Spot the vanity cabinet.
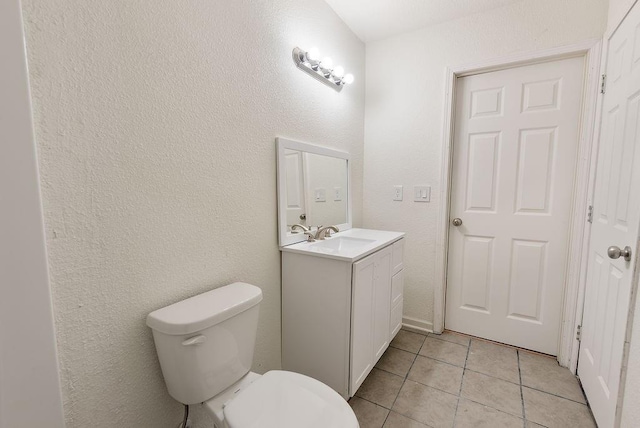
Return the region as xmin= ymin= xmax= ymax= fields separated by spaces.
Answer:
xmin=282 ymin=237 xmax=405 ymax=398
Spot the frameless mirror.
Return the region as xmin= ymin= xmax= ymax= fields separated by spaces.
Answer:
xmin=277 ymin=137 xmax=351 ymax=247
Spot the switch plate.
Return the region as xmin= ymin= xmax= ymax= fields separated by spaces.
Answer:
xmin=334 ymin=187 xmax=342 ymax=201
xmin=414 ymin=186 xmax=431 ymax=202
xmin=315 ymin=188 xmax=326 ymax=202
xmin=393 ymin=185 xmax=403 ymax=201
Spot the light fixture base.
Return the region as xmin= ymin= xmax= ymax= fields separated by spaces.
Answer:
xmin=292 ymin=47 xmax=344 ymax=92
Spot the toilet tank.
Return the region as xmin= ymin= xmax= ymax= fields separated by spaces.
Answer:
xmin=146 ymin=282 xmax=263 ymax=405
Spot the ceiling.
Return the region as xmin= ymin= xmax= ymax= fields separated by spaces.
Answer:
xmin=324 ymin=0 xmax=524 ymax=42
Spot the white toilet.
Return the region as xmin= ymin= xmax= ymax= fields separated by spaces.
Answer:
xmin=146 ymin=282 xmax=359 ymax=428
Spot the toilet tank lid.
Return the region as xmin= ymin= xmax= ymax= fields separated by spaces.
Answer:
xmin=146 ymin=282 xmax=263 ymax=335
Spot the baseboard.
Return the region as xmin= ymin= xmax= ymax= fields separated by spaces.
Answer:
xmin=402 ymin=317 xmax=434 ymax=334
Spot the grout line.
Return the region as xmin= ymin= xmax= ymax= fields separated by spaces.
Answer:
xmin=520 ymin=385 xmax=591 ymax=406
xmin=517 ymin=350 xmax=526 ymax=424
xmin=453 ymin=337 xmax=473 ymax=425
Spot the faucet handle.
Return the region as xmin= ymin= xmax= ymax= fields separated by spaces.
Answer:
xmin=304 ymin=231 xmax=316 ymax=242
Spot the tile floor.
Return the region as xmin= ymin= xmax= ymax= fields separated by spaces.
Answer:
xmin=349 ymin=329 xmax=596 ymax=428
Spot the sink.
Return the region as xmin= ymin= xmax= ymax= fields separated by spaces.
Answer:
xmin=310 ymin=236 xmax=376 ymax=253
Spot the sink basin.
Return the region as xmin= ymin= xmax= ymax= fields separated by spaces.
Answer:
xmin=310 ymin=237 xmax=376 ymax=253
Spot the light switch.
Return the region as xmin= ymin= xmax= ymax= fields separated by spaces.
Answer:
xmin=393 ymin=185 xmax=403 ymax=201
xmin=414 ymin=186 xmax=431 ymax=202
xmin=334 ymin=187 xmax=342 ymax=201
xmin=315 ymin=188 xmax=326 ymax=202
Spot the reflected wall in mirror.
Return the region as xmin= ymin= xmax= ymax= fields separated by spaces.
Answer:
xmin=277 ymin=138 xmax=351 ymax=247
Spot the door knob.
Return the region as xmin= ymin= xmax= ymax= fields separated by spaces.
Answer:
xmin=452 ymin=218 xmax=463 ymax=227
xmin=300 ymin=213 xmax=306 ymax=220
xmin=607 ymin=245 xmax=632 ymax=262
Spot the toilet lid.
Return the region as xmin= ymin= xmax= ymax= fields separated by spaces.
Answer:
xmin=223 ymin=371 xmax=359 ymax=428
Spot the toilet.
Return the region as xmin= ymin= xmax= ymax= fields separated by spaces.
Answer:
xmin=146 ymin=282 xmax=359 ymax=428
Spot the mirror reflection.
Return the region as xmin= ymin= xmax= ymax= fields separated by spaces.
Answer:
xmin=283 ymin=149 xmax=348 ymax=233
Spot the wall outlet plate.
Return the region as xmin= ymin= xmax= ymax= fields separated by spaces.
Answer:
xmin=393 ymin=185 xmax=403 ymax=201
xmin=414 ymin=186 xmax=431 ymax=202
xmin=314 ymin=188 xmax=326 ymax=202
xmin=334 ymin=187 xmax=343 ymax=201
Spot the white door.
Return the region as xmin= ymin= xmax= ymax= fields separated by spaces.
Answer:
xmin=578 ymin=4 xmax=640 ymax=427
xmin=446 ymin=57 xmax=586 ymax=355
xmin=284 ymin=149 xmax=307 ymax=229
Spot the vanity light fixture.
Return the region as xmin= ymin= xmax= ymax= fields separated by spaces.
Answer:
xmin=292 ymin=47 xmax=354 ymax=92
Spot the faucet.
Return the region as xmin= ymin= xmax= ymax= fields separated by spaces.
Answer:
xmin=302 ymin=226 xmax=339 ymax=242
xmin=316 ymin=226 xmax=339 ymax=240
xmin=290 ymin=224 xmax=310 ymax=234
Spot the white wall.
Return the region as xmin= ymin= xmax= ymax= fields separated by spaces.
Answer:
xmin=363 ymin=0 xmax=609 ymax=330
xmin=0 ymin=1 xmax=65 ymax=427
xmin=305 ymin=153 xmax=349 ymax=227
xmin=608 ymin=0 xmax=637 ymax=29
xmin=19 ymin=0 xmax=365 ymax=426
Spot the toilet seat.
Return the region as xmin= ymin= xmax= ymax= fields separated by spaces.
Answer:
xmin=222 ymin=370 xmax=358 ymax=428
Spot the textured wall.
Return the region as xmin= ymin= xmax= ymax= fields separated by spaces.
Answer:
xmin=607 ymin=0 xmax=636 ymax=29
xmin=363 ymin=0 xmax=609 ymax=329
xmin=20 ymin=1 xmax=364 ymax=427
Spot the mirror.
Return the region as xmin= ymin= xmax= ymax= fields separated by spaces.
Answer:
xmin=277 ymin=137 xmax=351 ymax=247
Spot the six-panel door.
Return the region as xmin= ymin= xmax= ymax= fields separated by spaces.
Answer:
xmin=578 ymin=3 xmax=640 ymax=426
xmin=446 ymin=56 xmax=586 ymax=354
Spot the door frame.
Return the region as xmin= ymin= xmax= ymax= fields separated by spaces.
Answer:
xmin=433 ymin=39 xmax=602 ymax=369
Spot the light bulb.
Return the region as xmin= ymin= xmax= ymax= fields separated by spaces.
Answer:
xmin=320 ymin=57 xmax=333 ymax=70
xmin=332 ymin=66 xmax=345 ymax=78
xmin=342 ymin=73 xmax=354 ymax=85
xmin=306 ymin=47 xmax=320 ymax=62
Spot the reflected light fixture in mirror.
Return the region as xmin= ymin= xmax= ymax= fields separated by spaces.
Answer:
xmin=292 ymin=47 xmax=354 ymax=92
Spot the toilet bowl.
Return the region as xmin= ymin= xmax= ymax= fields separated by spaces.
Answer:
xmin=146 ymin=282 xmax=358 ymax=428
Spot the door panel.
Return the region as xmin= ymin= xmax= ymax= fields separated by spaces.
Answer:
xmin=373 ymin=247 xmax=392 ymax=362
xmin=579 ymin=4 xmax=640 ymax=426
xmin=446 ymin=56 xmax=586 ymax=355
xmin=350 ymin=254 xmax=375 ymax=394
xmin=284 ymin=149 xmax=307 ymax=228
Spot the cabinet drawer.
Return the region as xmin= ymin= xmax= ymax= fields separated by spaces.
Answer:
xmin=392 ymin=239 xmax=404 ymax=275
xmin=391 ymin=270 xmax=403 ymax=306
xmin=390 ymin=299 xmax=403 ymax=338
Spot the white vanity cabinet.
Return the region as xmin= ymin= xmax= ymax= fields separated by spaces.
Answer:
xmin=281 ymin=234 xmax=405 ymax=398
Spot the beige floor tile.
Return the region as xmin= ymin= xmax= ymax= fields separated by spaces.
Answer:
xmin=454 ymin=398 xmax=524 ymax=428
xmin=465 ymin=339 xmax=520 ymax=383
xmin=349 ymin=397 xmax=389 ymax=428
xmin=383 ymin=412 xmax=430 ymax=428
xmin=431 ymin=331 xmax=471 ymax=347
xmin=392 ymin=380 xmax=458 ymax=427
xmin=407 ymin=355 xmax=464 ymax=395
xmin=460 ymin=370 xmax=523 ymax=417
xmin=419 ymin=337 xmax=468 ymax=367
xmin=525 ymin=421 xmax=546 ymax=427
xmin=518 ymin=351 xmax=586 ymax=404
xmin=391 ymin=330 xmax=427 ymax=354
xmin=376 ymin=347 xmax=416 ymax=377
xmin=356 ymin=368 xmax=405 ymax=409
xmin=523 ymin=387 xmax=596 ymax=428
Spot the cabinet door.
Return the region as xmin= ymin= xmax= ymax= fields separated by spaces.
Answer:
xmin=390 ymin=270 xmax=404 ymax=338
xmin=350 ymin=253 xmax=375 ymax=395
xmin=392 ymin=239 xmax=404 ymax=275
xmin=373 ymin=246 xmax=393 ymax=362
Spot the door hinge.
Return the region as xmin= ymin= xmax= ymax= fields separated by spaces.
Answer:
xmin=600 ymin=74 xmax=607 ymax=94
xmin=587 ymin=205 xmax=593 ymax=223
xmin=576 ymin=325 xmax=582 ymax=341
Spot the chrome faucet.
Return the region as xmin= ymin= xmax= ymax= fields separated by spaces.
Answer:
xmin=291 ymin=224 xmax=310 ymax=234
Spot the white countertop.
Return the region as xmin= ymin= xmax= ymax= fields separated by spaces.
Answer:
xmin=280 ymin=228 xmax=405 ymax=262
